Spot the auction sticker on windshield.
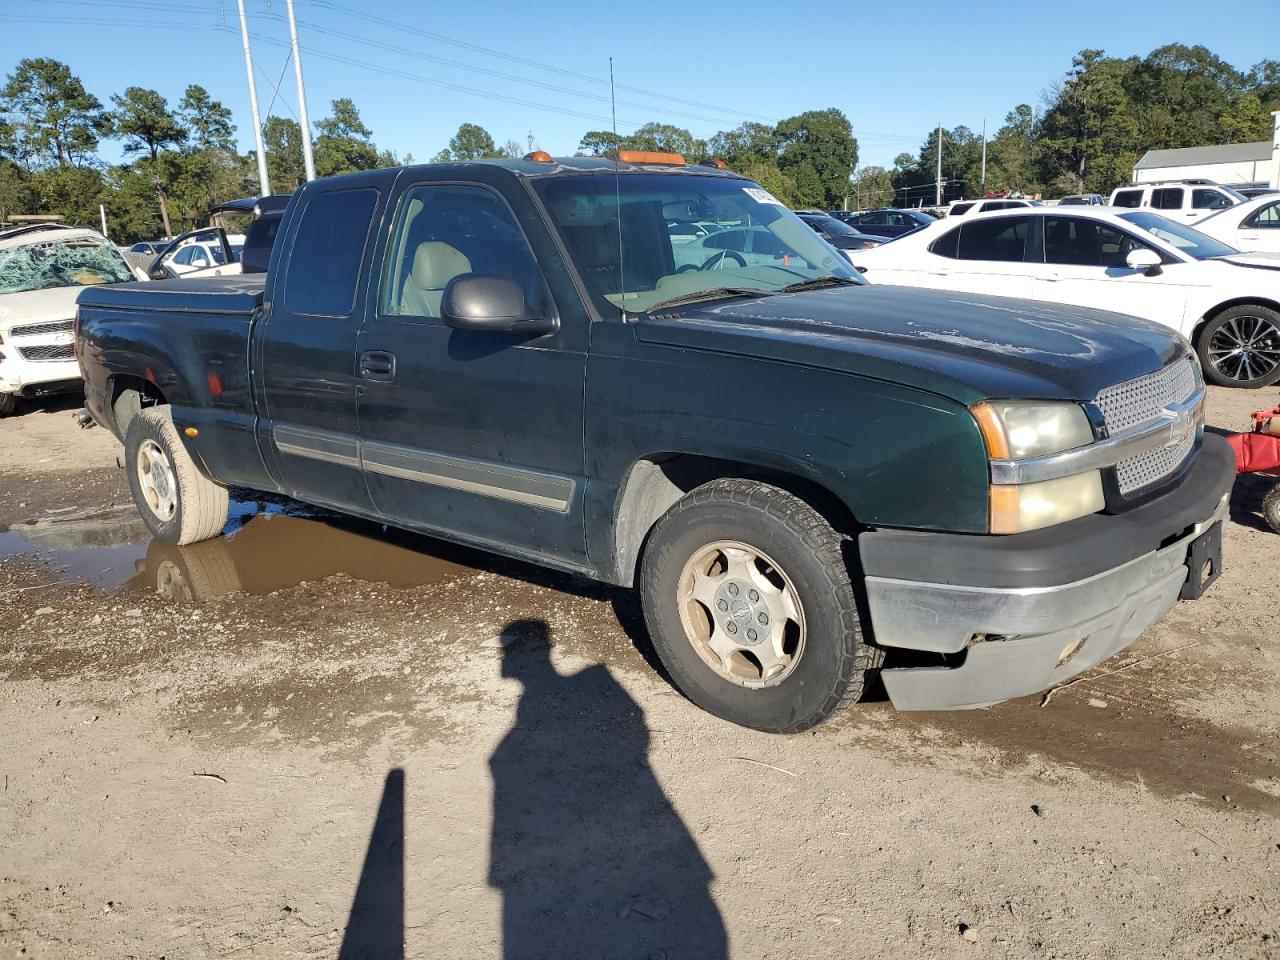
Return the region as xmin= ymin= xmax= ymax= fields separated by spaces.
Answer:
xmin=743 ymin=187 xmax=783 ymax=206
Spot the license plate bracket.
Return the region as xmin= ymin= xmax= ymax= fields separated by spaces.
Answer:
xmin=1180 ymin=521 xmax=1222 ymax=600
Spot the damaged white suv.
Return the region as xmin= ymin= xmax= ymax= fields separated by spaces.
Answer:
xmin=0 ymin=224 xmax=140 ymax=416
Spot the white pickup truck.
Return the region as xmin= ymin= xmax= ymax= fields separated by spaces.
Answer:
xmin=0 ymin=224 xmax=140 ymax=416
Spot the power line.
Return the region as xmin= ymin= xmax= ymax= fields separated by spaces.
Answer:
xmin=302 ymin=0 xmax=779 ymax=125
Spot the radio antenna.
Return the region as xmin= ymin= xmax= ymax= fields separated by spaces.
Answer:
xmin=610 ymin=57 xmax=626 ymax=320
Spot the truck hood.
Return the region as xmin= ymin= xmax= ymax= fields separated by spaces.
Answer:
xmin=633 ymin=285 xmax=1187 ymax=405
xmin=0 ymin=285 xmax=83 ymax=333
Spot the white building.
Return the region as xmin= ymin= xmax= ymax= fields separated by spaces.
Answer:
xmin=1132 ymin=112 xmax=1280 ymax=190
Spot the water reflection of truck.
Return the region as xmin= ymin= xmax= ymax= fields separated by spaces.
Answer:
xmin=136 ymin=513 xmax=476 ymax=602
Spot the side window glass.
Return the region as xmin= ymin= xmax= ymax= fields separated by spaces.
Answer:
xmin=928 ymin=226 xmax=961 ymax=259
xmin=1152 ymin=188 xmax=1184 ymax=210
xmin=285 ymin=188 xmax=379 ymax=317
xmin=1113 ymin=190 xmax=1143 ymax=208
xmin=382 ymin=183 xmax=543 ymax=320
xmin=1192 ymin=188 xmax=1231 ymax=210
xmin=956 ymin=216 xmax=1029 ymax=261
xmin=1244 ymin=202 xmax=1280 ymax=229
xmin=1044 ymin=218 xmax=1146 ymax=268
xmin=949 ymin=202 xmax=974 ymax=216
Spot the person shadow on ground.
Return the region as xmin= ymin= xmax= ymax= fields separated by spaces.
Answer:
xmin=489 ymin=619 xmax=728 ymax=960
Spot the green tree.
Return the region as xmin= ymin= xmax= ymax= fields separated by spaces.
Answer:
xmin=1037 ymin=50 xmax=1139 ymax=194
xmin=180 ymin=84 xmax=235 ymax=151
xmin=111 ymin=87 xmax=186 ymax=162
xmin=708 ymin=122 xmax=778 ymax=169
xmin=433 ymin=122 xmax=504 ymax=161
xmin=623 ymin=122 xmax=705 ymax=158
xmin=775 ymin=108 xmax=858 ymax=208
xmin=738 ymin=161 xmax=798 ymax=207
xmin=576 ymin=130 xmax=620 ymax=156
xmin=848 ymin=166 xmax=894 ymax=210
xmin=314 ymin=98 xmax=379 ymax=176
xmin=260 ymin=116 xmax=305 ymax=192
xmin=2 ymin=58 xmax=109 ymax=168
xmin=28 ymin=165 xmax=105 ymax=226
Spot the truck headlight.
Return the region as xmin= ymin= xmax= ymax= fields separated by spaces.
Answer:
xmin=971 ymin=400 xmax=1103 ymax=534
xmin=970 ymin=400 xmax=1094 ymax=459
xmin=988 ymin=472 xmax=1105 ymax=534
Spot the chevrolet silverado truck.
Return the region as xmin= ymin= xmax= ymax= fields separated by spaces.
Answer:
xmin=74 ymin=153 xmax=1235 ymax=732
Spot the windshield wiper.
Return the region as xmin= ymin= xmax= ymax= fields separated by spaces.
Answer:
xmin=647 ymin=287 xmax=773 ymax=313
xmin=779 ymin=275 xmax=859 ymax=293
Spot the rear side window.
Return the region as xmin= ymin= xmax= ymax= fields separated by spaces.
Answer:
xmin=1151 ymin=188 xmax=1184 ymax=210
xmin=929 ymin=226 xmax=961 ymax=258
xmin=957 ymin=216 xmax=1029 ymax=261
xmin=949 ymin=202 xmax=975 ymax=216
xmin=284 ymin=188 xmax=378 ymax=316
xmin=1192 ymin=188 xmax=1232 ymax=210
xmin=1112 ymin=190 xmax=1143 ymax=208
xmin=1244 ymin=201 xmax=1280 ymax=229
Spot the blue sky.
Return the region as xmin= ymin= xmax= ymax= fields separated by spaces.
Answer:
xmin=8 ymin=0 xmax=1279 ymax=171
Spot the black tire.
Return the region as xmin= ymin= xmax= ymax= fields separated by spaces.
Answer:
xmin=1263 ymin=483 xmax=1280 ymax=535
xmin=124 ymin=406 xmax=229 ymax=545
xmin=0 ymin=392 xmax=17 ymax=418
xmin=1196 ymin=305 xmax=1280 ymax=388
xmin=639 ymin=478 xmax=883 ymax=733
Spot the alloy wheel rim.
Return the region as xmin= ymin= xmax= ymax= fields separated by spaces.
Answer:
xmin=137 ymin=439 xmax=178 ymax=522
xmin=676 ymin=539 xmax=806 ymax=688
xmin=1207 ymin=314 xmax=1280 ymax=383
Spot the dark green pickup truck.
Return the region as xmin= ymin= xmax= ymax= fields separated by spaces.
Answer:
xmin=75 ymin=154 xmax=1234 ymax=732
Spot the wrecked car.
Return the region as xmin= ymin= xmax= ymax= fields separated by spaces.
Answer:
xmin=75 ymin=153 xmax=1235 ymax=732
xmin=0 ymin=224 xmax=140 ymax=416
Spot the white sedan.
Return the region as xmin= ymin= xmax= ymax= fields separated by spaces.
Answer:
xmin=852 ymin=206 xmax=1280 ymax=387
xmin=1194 ymin=193 xmax=1280 ymax=254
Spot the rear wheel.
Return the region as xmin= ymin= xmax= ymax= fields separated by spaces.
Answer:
xmin=125 ymin=407 xmax=229 ymax=545
xmin=1196 ymin=305 xmax=1280 ymax=388
xmin=639 ymin=478 xmax=882 ymax=733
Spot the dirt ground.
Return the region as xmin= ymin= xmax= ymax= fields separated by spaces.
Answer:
xmin=1 ymin=387 xmax=1278 ymax=960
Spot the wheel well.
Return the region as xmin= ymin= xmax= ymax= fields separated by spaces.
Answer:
xmin=610 ymin=453 xmax=857 ymax=587
xmin=109 ymin=375 xmax=166 ymax=436
xmin=1191 ymin=297 xmax=1280 ymax=347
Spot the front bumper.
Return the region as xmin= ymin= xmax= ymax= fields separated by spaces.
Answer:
xmin=0 ymin=352 xmax=81 ymax=395
xmin=859 ymin=434 xmax=1236 ymax=710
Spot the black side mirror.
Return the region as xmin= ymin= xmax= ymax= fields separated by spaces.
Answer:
xmin=441 ymin=274 xmax=557 ymax=336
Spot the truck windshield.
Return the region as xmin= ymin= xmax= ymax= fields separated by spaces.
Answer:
xmin=0 ymin=233 xmax=134 ymax=294
xmin=532 ymin=173 xmax=862 ymax=316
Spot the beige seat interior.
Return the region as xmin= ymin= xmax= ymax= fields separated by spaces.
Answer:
xmin=399 ymin=241 xmax=473 ymax=318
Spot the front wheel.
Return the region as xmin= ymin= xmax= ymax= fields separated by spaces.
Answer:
xmin=0 ymin=392 xmax=16 ymax=418
xmin=639 ymin=478 xmax=882 ymax=733
xmin=125 ymin=407 xmax=229 ymax=545
xmin=1263 ymin=483 xmax=1280 ymax=534
xmin=1196 ymin=305 xmax=1280 ymax=388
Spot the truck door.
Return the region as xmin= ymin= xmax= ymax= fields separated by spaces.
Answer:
xmin=354 ymin=176 xmax=589 ymax=566
xmin=254 ymin=185 xmax=382 ymax=513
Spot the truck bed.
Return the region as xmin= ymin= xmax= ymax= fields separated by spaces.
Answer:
xmin=76 ymin=275 xmax=266 ymax=315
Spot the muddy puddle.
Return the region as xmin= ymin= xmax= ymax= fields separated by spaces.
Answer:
xmin=0 ymin=498 xmax=486 ymax=602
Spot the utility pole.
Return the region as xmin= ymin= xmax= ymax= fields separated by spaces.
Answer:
xmin=236 ymin=0 xmax=271 ymax=196
xmin=977 ymin=117 xmax=988 ymax=194
xmin=934 ymin=123 xmax=943 ymax=207
xmin=285 ymin=0 xmax=316 ymax=182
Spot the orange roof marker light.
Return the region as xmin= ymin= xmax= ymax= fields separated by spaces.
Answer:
xmin=701 ymin=158 xmax=728 ymax=169
xmin=611 ymin=150 xmax=685 ymax=166
xmin=524 ymin=150 xmax=553 ymax=163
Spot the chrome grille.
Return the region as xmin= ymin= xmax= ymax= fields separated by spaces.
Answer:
xmin=1095 ymin=358 xmax=1200 ymax=495
xmin=8 ymin=319 xmax=73 ymax=338
xmin=15 ymin=343 xmax=75 ymax=362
